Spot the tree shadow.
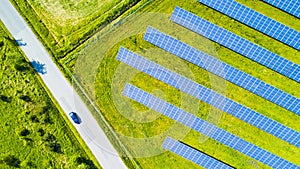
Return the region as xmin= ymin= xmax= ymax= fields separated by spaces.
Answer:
xmin=1 ymin=155 xmax=21 ymax=168
xmin=30 ymin=60 xmax=47 ymax=74
xmin=0 ymin=95 xmax=12 ymax=103
xmin=75 ymin=157 xmax=97 ymax=169
xmin=19 ymin=95 xmax=32 ymax=102
xmin=3 ymin=36 xmax=19 ymax=47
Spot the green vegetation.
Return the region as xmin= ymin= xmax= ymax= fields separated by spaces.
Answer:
xmin=65 ymin=0 xmax=300 ymax=168
xmin=0 ymin=22 xmax=100 ymax=169
xmin=10 ymin=0 xmax=300 ymax=168
xmin=10 ymin=0 xmax=142 ymax=58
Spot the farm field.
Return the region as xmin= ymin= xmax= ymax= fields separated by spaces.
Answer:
xmin=10 ymin=0 xmax=142 ymax=58
xmin=0 ymin=22 xmax=100 ymax=169
xmin=66 ymin=0 xmax=300 ymax=168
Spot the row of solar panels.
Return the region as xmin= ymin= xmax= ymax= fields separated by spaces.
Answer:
xmin=162 ymin=137 xmax=234 ymax=169
xmin=116 ymin=0 xmax=300 ymax=167
xmin=198 ymin=0 xmax=300 ymax=50
xmin=122 ymin=83 xmax=298 ymax=169
xmin=118 ymin=47 xmax=300 ymax=168
xmin=171 ymin=7 xmax=300 ymax=83
xmin=118 ymin=46 xmax=300 ymax=147
xmin=144 ymin=26 xmax=300 ymax=116
xmin=262 ymin=0 xmax=300 ymax=19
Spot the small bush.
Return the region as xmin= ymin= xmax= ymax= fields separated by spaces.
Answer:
xmin=37 ymin=128 xmax=45 ymax=136
xmin=30 ymin=115 xmax=39 ymax=123
xmin=19 ymin=128 xmax=30 ymax=136
xmin=47 ymin=142 xmax=62 ymax=153
xmin=44 ymin=133 xmax=56 ymax=142
xmin=19 ymin=95 xmax=31 ymax=102
xmin=0 ymin=95 xmax=12 ymax=103
xmin=75 ymin=157 xmax=97 ymax=169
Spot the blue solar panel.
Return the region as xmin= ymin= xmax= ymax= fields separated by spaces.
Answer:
xmin=162 ymin=137 xmax=234 ymax=169
xmin=263 ymin=0 xmax=300 ymax=18
xmin=170 ymin=7 xmax=300 ymax=83
xmin=197 ymin=0 xmax=300 ymax=50
xmin=143 ymin=27 xmax=300 ymax=116
xmin=117 ymin=47 xmax=300 ymax=147
xmin=122 ymin=83 xmax=299 ymax=169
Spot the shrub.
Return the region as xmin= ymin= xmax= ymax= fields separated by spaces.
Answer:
xmin=0 ymin=95 xmax=12 ymax=103
xmin=2 ymin=155 xmax=21 ymax=168
xmin=37 ymin=128 xmax=45 ymax=136
xmin=19 ymin=128 xmax=30 ymax=136
xmin=19 ymin=95 xmax=31 ymax=102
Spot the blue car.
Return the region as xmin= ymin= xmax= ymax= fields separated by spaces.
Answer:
xmin=69 ymin=112 xmax=81 ymax=124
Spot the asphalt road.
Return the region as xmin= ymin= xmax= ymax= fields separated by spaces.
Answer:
xmin=0 ymin=1 xmax=127 ymax=168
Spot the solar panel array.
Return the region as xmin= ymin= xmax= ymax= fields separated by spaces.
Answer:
xmin=143 ymin=27 xmax=300 ymax=116
xmin=197 ymin=0 xmax=300 ymax=50
xmin=263 ymin=0 xmax=300 ymax=18
xmin=122 ymin=83 xmax=299 ymax=169
xmin=171 ymin=6 xmax=300 ymax=83
xmin=117 ymin=47 xmax=300 ymax=147
xmin=162 ymin=137 xmax=234 ymax=169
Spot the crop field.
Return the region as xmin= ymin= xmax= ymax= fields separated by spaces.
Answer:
xmin=64 ymin=0 xmax=300 ymax=168
xmin=0 ymin=22 xmax=100 ymax=169
xmin=10 ymin=0 xmax=142 ymax=57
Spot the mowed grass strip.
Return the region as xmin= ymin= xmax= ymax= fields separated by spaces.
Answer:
xmin=0 ymin=22 xmax=100 ymax=169
xmin=69 ymin=0 xmax=300 ymax=168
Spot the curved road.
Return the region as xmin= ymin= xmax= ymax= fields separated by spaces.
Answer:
xmin=0 ymin=1 xmax=127 ymax=169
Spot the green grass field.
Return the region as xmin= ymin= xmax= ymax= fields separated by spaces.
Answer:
xmin=65 ymin=0 xmax=300 ymax=168
xmin=0 ymin=22 xmax=100 ymax=169
xmin=10 ymin=0 xmax=142 ymax=57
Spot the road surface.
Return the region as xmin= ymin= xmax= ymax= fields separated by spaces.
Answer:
xmin=0 ymin=1 xmax=127 ymax=169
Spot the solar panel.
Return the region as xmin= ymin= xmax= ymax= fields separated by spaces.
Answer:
xmin=143 ymin=27 xmax=300 ymax=116
xmin=197 ymin=0 xmax=300 ymax=50
xmin=117 ymin=47 xmax=300 ymax=147
xmin=122 ymin=83 xmax=299 ymax=169
xmin=171 ymin=6 xmax=300 ymax=83
xmin=162 ymin=137 xmax=234 ymax=169
xmin=262 ymin=0 xmax=300 ymax=18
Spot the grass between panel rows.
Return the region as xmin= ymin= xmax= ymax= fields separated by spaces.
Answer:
xmin=65 ymin=0 xmax=300 ymax=168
